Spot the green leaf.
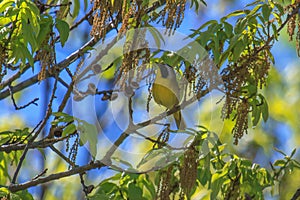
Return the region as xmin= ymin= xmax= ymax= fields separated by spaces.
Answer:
xmin=89 ymin=193 xmax=110 ymax=200
xmin=19 ymin=2 xmax=40 ymax=32
xmin=198 ymin=158 xmax=211 ymax=186
xmin=259 ymin=94 xmax=269 ymax=122
xmin=0 ymin=17 xmax=12 ymax=26
xmin=243 ymin=83 xmax=257 ymax=96
xmin=0 ymin=187 xmax=9 ymax=196
xmin=52 ymin=112 xmax=74 ymax=123
xmin=12 ymin=41 xmax=34 ymax=66
xmin=248 ymin=4 xmax=263 ymax=17
xmin=148 ymin=25 xmax=164 ymax=49
xmin=221 ymin=10 xmax=246 ymax=22
xmin=57 ymin=0 xmax=70 ymax=19
xmin=73 ymin=0 xmax=80 ymax=18
xmin=99 ymin=182 xmax=117 ymax=193
xmin=0 ymin=0 xmax=14 ymax=13
xmin=210 ymin=172 xmax=224 ymax=199
xmin=24 ymin=0 xmax=40 ymax=16
xmin=223 ymin=22 xmax=233 ymax=38
xmin=234 ymin=18 xmax=247 ymax=34
xmin=137 ymin=147 xmax=181 ymax=169
xmin=55 ymin=19 xmax=70 ymax=47
xmin=78 ymin=120 xmax=98 ymax=158
xmin=190 ymin=0 xmax=199 ymax=12
xmin=245 ymin=0 xmax=263 ymax=7
xmin=142 ymin=175 xmax=156 ymax=199
xmin=274 ymin=2 xmax=284 ymax=15
xmin=272 ymin=11 xmax=282 ymax=25
xmin=251 ymin=99 xmax=261 ymax=127
xmin=111 ymin=157 xmax=133 ymax=169
xmin=232 ymin=40 xmax=245 ymax=62
xmin=290 ymin=148 xmax=297 ymax=158
xmin=273 ymin=159 xmax=286 ymax=167
xmin=197 ymin=20 xmax=218 ymax=31
xmin=262 ymin=4 xmax=271 ymax=21
xmin=16 ymin=190 xmax=34 ymax=200
xmin=0 ymin=188 xmax=33 ymax=200
xmin=128 ymin=183 xmax=143 ymax=200
xmin=53 ymin=112 xmax=70 ymax=117
xmin=22 ymin=19 xmax=38 ymax=51
xmin=0 ymin=152 xmax=10 ymax=184
xmin=274 ymin=147 xmax=287 ymax=156
xmin=37 ymin=16 xmax=53 ymax=46
xmin=89 ymin=182 xmax=118 ymax=200
xmin=62 ymin=124 xmax=76 ymax=136
xmin=219 ymin=49 xmax=230 ymax=66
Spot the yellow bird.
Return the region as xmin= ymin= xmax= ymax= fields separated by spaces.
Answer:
xmin=152 ymin=63 xmax=185 ymax=129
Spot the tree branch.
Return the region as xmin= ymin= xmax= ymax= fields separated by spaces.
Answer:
xmin=0 ymin=1 xmax=166 ymax=101
xmin=8 ymin=160 xmax=105 ymax=193
xmin=11 ymin=75 xmax=58 ymax=183
xmin=0 ymin=135 xmax=73 ymax=152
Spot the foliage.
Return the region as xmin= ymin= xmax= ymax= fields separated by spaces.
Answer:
xmin=88 ymin=129 xmax=300 ymax=200
xmin=0 ymin=0 xmax=300 ymax=199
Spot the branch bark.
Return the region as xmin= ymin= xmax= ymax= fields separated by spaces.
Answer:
xmin=8 ymin=160 xmax=105 ymax=192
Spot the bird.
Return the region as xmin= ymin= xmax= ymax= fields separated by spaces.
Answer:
xmin=152 ymin=63 xmax=185 ymax=129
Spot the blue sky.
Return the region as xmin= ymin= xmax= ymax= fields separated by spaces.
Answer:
xmin=1 ymin=0 xmax=299 ymax=198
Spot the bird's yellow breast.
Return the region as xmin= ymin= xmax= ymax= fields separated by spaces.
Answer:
xmin=152 ymin=83 xmax=179 ymax=109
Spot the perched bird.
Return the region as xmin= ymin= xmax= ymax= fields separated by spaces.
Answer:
xmin=152 ymin=63 xmax=185 ymax=129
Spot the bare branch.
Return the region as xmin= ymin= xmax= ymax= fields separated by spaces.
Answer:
xmin=9 ymin=85 xmax=39 ymax=110
xmin=32 ymin=169 xmax=48 ymax=180
xmin=70 ymin=9 xmax=93 ymax=31
xmin=11 ymin=75 xmax=59 ymax=183
xmin=0 ymin=133 xmax=77 ymax=152
xmin=8 ymin=161 xmax=105 ymax=193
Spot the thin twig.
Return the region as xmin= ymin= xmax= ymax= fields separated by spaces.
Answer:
xmin=49 ymin=145 xmax=76 ymax=168
xmin=11 ymin=75 xmax=58 ymax=183
xmin=32 ymin=169 xmax=48 ymax=180
xmin=0 ymin=64 xmax=31 ymax=89
xmin=8 ymin=85 xmax=39 ymax=110
xmin=9 ymin=160 xmax=105 ymax=192
xmin=0 ymin=2 xmax=165 ymax=101
xmin=57 ymin=77 xmax=70 ymax=89
xmin=0 ymin=132 xmax=77 ymax=152
xmin=70 ymin=9 xmax=93 ymax=31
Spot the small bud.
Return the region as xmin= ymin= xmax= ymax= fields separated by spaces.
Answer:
xmin=53 ymin=127 xmax=63 ymax=137
xmin=101 ymin=94 xmax=110 ymax=101
xmin=91 ymin=64 xmax=102 ymax=74
xmin=88 ymin=16 xmax=94 ymax=25
xmin=85 ymin=185 xmax=94 ymax=194
xmin=110 ymin=93 xmax=118 ymax=101
xmin=124 ymin=86 xmax=134 ymax=97
xmin=131 ymin=81 xmax=139 ymax=89
xmin=87 ymin=83 xmax=97 ymax=94
xmin=73 ymin=94 xmax=85 ymax=101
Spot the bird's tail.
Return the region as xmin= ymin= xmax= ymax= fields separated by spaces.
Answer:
xmin=174 ymin=111 xmax=186 ymax=130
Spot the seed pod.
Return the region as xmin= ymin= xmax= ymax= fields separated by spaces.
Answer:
xmin=110 ymin=93 xmax=118 ymax=101
xmin=87 ymin=83 xmax=97 ymax=94
xmin=124 ymin=86 xmax=134 ymax=97
xmin=101 ymin=94 xmax=110 ymax=101
xmin=91 ymin=64 xmax=102 ymax=74
xmin=53 ymin=127 xmax=63 ymax=138
xmin=73 ymin=94 xmax=85 ymax=101
xmin=85 ymin=185 xmax=94 ymax=194
xmin=131 ymin=81 xmax=139 ymax=89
